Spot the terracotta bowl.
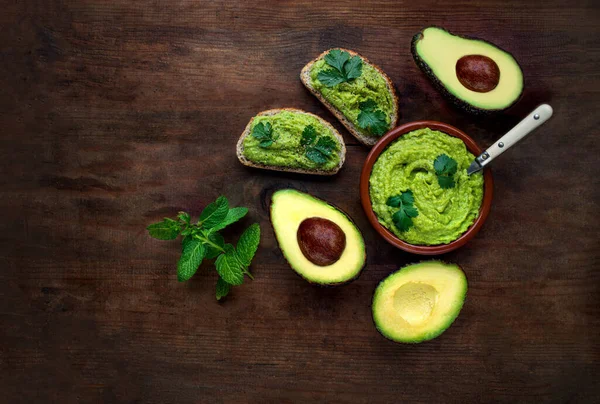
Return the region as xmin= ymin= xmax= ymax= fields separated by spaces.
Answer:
xmin=359 ymin=121 xmax=494 ymax=255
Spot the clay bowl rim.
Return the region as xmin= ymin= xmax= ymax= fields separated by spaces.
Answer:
xmin=359 ymin=120 xmax=494 ymax=255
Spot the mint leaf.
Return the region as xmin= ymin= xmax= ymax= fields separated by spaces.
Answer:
xmin=205 ymin=232 xmax=225 ymax=259
xmin=177 ymin=238 xmax=205 ymax=282
xmin=434 ymin=154 xmax=458 ymax=189
xmin=236 ymin=223 xmax=260 ymax=267
xmin=301 ymin=125 xmax=317 ymax=146
xmin=215 ymin=244 xmax=244 ymax=285
xmin=324 ymin=49 xmax=350 ymax=72
xmin=392 ymin=209 xmax=414 ymax=232
xmin=199 ymin=196 xmax=229 ymax=229
xmin=216 ymin=277 xmax=231 ymax=301
xmin=344 ymin=56 xmax=363 ymax=80
xmin=358 ymin=99 xmax=388 ymax=136
xmin=317 ymin=69 xmax=346 ymax=87
xmin=147 ymin=220 xmax=180 ymax=240
xmin=177 ymin=211 xmax=191 ymax=224
xmin=211 ymin=207 xmax=248 ymax=232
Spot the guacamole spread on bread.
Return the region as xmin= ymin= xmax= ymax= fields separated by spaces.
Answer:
xmin=369 ymin=128 xmax=484 ymax=245
xmin=310 ymin=59 xmax=394 ymax=138
xmin=243 ymin=111 xmax=341 ymax=171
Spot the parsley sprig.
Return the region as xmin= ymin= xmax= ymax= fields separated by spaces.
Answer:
xmin=252 ymin=122 xmax=278 ymax=148
xmin=317 ymin=49 xmax=363 ymax=87
xmin=357 ymin=99 xmax=389 ymax=136
xmin=386 ymin=190 xmax=419 ymax=232
xmin=300 ymin=124 xmax=337 ymax=164
xmin=434 ymin=154 xmax=458 ymax=189
xmin=147 ymin=196 xmax=260 ymax=301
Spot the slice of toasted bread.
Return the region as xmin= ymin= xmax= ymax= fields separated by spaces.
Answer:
xmin=236 ymin=108 xmax=346 ymax=175
xmin=300 ymin=48 xmax=399 ymax=147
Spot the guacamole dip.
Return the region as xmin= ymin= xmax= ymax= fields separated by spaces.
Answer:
xmin=243 ymin=111 xmax=341 ymax=171
xmin=310 ymin=60 xmax=394 ymax=138
xmin=369 ymin=128 xmax=484 ymax=245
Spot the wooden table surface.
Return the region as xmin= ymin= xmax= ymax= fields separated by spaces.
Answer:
xmin=1 ymin=1 xmax=599 ymax=403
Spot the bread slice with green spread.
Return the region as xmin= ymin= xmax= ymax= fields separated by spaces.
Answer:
xmin=301 ymin=49 xmax=399 ymax=147
xmin=236 ymin=108 xmax=346 ymax=175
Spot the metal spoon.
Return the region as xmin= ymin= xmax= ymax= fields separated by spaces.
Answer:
xmin=467 ymin=104 xmax=553 ymax=175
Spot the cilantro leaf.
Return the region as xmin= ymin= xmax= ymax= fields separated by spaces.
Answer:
xmin=199 ymin=196 xmax=229 ymax=229
xmin=305 ymin=148 xmax=329 ymax=164
xmin=215 ymin=244 xmax=245 ymax=285
xmin=211 ymin=207 xmax=248 ymax=232
xmin=434 ymin=154 xmax=458 ymax=189
xmin=344 ymin=56 xmax=363 ymax=80
xmin=252 ymin=122 xmax=277 ymax=148
xmin=324 ymin=49 xmax=350 ymax=72
xmin=387 ymin=190 xmax=419 ymax=232
xmin=317 ymin=69 xmax=346 ymax=87
xmin=216 ymin=277 xmax=231 ymax=301
xmin=358 ymin=99 xmax=389 ymax=136
xmin=147 ymin=219 xmax=181 ymax=240
xmin=317 ymin=50 xmax=363 ymax=87
xmin=392 ymin=209 xmax=414 ymax=232
xmin=177 ymin=238 xmax=205 ymax=282
xmin=301 ymin=125 xmax=317 ymax=146
xmin=236 ymin=223 xmax=260 ymax=267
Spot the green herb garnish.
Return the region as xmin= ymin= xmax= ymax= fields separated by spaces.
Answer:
xmin=300 ymin=124 xmax=337 ymax=164
xmin=317 ymin=49 xmax=363 ymax=87
xmin=252 ymin=122 xmax=278 ymax=148
xmin=434 ymin=154 xmax=458 ymax=189
xmin=386 ymin=190 xmax=419 ymax=232
xmin=357 ymin=99 xmax=388 ymax=136
xmin=147 ymin=196 xmax=260 ymax=301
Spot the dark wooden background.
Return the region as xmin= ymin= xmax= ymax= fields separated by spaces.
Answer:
xmin=1 ymin=1 xmax=598 ymax=403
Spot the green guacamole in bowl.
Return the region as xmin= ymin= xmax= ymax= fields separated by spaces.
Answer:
xmin=369 ymin=128 xmax=484 ymax=245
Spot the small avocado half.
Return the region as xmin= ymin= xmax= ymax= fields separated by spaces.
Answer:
xmin=270 ymin=189 xmax=366 ymax=285
xmin=412 ymin=26 xmax=524 ymax=114
xmin=372 ymin=261 xmax=467 ymax=343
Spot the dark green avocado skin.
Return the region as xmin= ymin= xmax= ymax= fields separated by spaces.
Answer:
xmin=411 ymin=26 xmax=524 ymax=115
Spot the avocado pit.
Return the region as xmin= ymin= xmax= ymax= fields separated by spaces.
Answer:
xmin=297 ymin=217 xmax=346 ymax=266
xmin=456 ymin=54 xmax=500 ymax=93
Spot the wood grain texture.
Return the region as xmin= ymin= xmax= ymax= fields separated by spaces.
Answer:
xmin=1 ymin=0 xmax=599 ymax=403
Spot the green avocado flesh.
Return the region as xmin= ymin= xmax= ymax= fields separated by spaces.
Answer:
xmin=310 ymin=58 xmax=394 ymax=138
xmin=243 ymin=111 xmax=341 ymax=171
xmin=372 ymin=261 xmax=467 ymax=343
xmin=270 ymin=189 xmax=365 ymax=285
xmin=413 ymin=27 xmax=523 ymax=112
xmin=369 ymin=128 xmax=484 ymax=245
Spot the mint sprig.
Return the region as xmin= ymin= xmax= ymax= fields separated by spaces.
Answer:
xmin=434 ymin=154 xmax=458 ymax=189
xmin=146 ymin=196 xmax=260 ymax=301
xmin=387 ymin=190 xmax=419 ymax=232
xmin=317 ymin=49 xmax=363 ymax=87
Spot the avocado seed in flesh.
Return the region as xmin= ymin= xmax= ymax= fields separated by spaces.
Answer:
xmin=456 ymin=54 xmax=500 ymax=93
xmin=297 ymin=217 xmax=346 ymax=266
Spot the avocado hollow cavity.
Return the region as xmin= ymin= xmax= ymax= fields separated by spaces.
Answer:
xmin=297 ymin=217 xmax=346 ymax=266
xmin=393 ymin=282 xmax=439 ymax=326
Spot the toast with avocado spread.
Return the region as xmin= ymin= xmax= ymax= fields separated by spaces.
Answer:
xmin=236 ymin=108 xmax=346 ymax=175
xmin=301 ymin=49 xmax=398 ymax=146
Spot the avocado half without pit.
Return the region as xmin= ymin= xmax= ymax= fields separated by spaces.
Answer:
xmin=412 ymin=26 xmax=523 ymax=114
xmin=270 ymin=189 xmax=366 ymax=285
xmin=372 ymin=261 xmax=467 ymax=343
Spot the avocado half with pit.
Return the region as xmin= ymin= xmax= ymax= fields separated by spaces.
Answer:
xmin=372 ymin=261 xmax=467 ymax=343
xmin=412 ymin=26 xmax=524 ymax=114
xmin=270 ymin=189 xmax=366 ymax=285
